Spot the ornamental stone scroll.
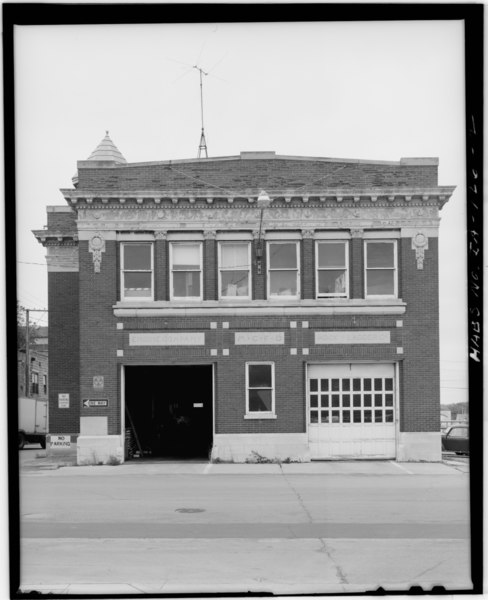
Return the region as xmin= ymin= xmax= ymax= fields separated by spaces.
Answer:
xmin=411 ymin=232 xmax=429 ymax=269
xmin=88 ymin=233 xmax=106 ymax=273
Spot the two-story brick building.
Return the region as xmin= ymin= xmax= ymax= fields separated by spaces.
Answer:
xmin=34 ymin=133 xmax=454 ymax=464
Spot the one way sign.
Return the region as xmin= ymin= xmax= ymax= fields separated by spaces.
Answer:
xmin=83 ymin=399 xmax=108 ymax=408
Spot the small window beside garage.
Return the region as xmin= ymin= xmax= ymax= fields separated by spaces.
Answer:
xmin=121 ymin=243 xmax=154 ymax=301
xmin=170 ymin=243 xmax=203 ymax=300
xmin=31 ymin=371 xmax=39 ymax=395
xmin=245 ymin=362 xmax=276 ymax=418
xmin=364 ymin=241 xmax=398 ymax=298
xmin=218 ymin=242 xmax=251 ymax=299
xmin=316 ymin=241 xmax=349 ymax=298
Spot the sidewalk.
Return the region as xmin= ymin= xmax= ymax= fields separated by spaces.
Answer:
xmin=21 ymin=454 xmax=467 ymax=476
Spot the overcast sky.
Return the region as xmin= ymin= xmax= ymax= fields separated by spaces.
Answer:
xmin=13 ymin=20 xmax=467 ymax=405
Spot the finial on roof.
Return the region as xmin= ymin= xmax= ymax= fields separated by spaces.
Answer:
xmin=87 ymin=132 xmax=127 ymax=164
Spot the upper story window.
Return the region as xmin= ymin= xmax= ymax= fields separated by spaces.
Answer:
xmin=170 ymin=242 xmax=202 ymax=300
xmin=121 ymin=243 xmax=153 ymax=301
xmin=365 ymin=241 xmax=398 ymax=298
xmin=42 ymin=374 xmax=47 ymax=395
xmin=316 ymin=241 xmax=349 ymax=298
xmin=267 ymin=241 xmax=300 ymax=299
xmin=218 ymin=242 xmax=251 ymax=299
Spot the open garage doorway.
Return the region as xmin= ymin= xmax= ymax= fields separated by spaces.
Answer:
xmin=124 ymin=365 xmax=213 ymax=460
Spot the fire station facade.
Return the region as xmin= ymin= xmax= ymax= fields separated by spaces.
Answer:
xmin=34 ymin=135 xmax=454 ymax=464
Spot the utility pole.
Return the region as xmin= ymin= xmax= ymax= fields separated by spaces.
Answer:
xmin=24 ymin=309 xmax=30 ymax=398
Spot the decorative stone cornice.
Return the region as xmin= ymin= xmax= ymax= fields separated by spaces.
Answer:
xmin=32 ymin=230 xmax=78 ymax=247
xmin=203 ymin=230 xmax=217 ymax=240
xmin=154 ymin=231 xmax=167 ymax=240
xmin=60 ymin=186 xmax=456 ymax=211
xmin=350 ymin=228 xmax=364 ymax=238
xmin=301 ymin=229 xmax=315 ymax=239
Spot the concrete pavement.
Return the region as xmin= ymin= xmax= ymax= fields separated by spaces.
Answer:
xmin=17 ymin=449 xmax=472 ymax=595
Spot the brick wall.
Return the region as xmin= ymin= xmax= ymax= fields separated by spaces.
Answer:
xmin=47 ymin=209 xmax=77 ymax=232
xmin=399 ymin=237 xmax=440 ymax=432
xmin=79 ymin=240 xmax=119 ymax=435
xmin=48 ymin=271 xmax=80 ymax=434
xmin=76 ymin=159 xmax=438 ymax=191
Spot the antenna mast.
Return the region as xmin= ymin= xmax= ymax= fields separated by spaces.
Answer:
xmin=194 ymin=65 xmax=208 ymax=158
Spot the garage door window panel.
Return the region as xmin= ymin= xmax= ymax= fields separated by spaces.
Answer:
xmin=365 ymin=241 xmax=398 ymax=298
xmin=121 ymin=243 xmax=154 ymax=301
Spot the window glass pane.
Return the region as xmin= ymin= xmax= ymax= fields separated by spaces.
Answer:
xmin=353 ymin=410 xmax=361 ymax=423
xmin=269 ymin=271 xmax=297 ymax=295
xmin=343 ymin=411 xmax=351 ymax=423
xmin=449 ymin=428 xmax=468 ymax=439
xmin=318 ymin=243 xmax=345 ymax=268
xmin=172 ymin=244 xmax=200 ymax=270
xmin=385 ymin=410 xmax=394 ymax=423
xmin=221 ymin=271 xmax=249 ymax=296
xmin=173 ymin=271 xmax=200 ymax=297
xmin=353 ymin=394 xmax=361 ymax=407
xmin=320 ymin=411 xmax=329 ymax=423
xmin=364 ymin=394 xmax=372 ymax=407
xmin=320 ymin=395 xmax=329 ymax=408
xmin=367 ymin=270 xmax=395 ymax=295
xmin=124 ymin=272 xmax=152 ymax=297
xmin=310 ymin=410 xmax=319 ymax=424
xmin=363 ymin=379 xmax=372 ymax=391
xmin=332 ymin=394 xmax=340 ymax=407
xmin=385 ymin=378 xmax=394 ymax=391
xmin=310 ymin=379 xmax=318 ymax=392
xmin=249 ymin=389 xmax=272 ymax=412
xmin=374 ymin=394 xmax=382 ymax=407
xmin=342 ymin=379 xmax=350 ymax=391
xmin=318 ymin=271 xmax=346 ymax=295
xmin=331 ymin=379 xmax=340 ymax=391
xmin=342 ymin=394 xmax=350 ymax=407
xmin=364 ymin=410 xmax=372 ymax=423
xmin=124 ymin=244 xmax=151 ymax=270
xmin=385 ymin=394 xmax=394 ymax=407
xmin=374 ymin=378 xmax=383 ymax=391
xmin=331 ymin=410 xmax=340 ymax=423
xmin=353 ymin=379 xmax=361 ymax=391
xmin=249 ymin=364 xmax=272 ymax=388
xmin=320 ymin=379 xmax=329 ymax=391
xmin=367 ymin=243 xmax=394 ymax=268
xmin=221 ymin=243 xmax=248 ymax=269
xmin=374 ymin=410 xmax=383 ymax=422
xmin=310 ymin=395 xmax=318 ymax=408
xmin=269 ymin=243 xmax=297 ymax=269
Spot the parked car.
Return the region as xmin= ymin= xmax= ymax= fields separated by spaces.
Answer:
xmin=441 ymin=425 xmax=469 ymax=455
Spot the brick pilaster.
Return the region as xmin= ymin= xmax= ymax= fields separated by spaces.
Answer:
xmin=301 ymin=231 xmax=315 ymax=299
xmin=155 ymin=234 xmax=168 ymax=300
xmin=350 ymin=229 xmax=364 ymax=298
xmin=204 ymin=233 xmax=217 ymax=300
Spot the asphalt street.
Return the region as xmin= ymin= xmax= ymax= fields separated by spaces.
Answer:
xmin=17 ymin=447 xmax=472 ymax=595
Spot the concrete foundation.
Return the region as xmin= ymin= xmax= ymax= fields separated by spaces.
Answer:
xmin=77 ymin=435 xmax=124 ymax=465
xmin=397 ymin=431 xmax=442 ymax=462
xmin=211 ymin=433 xmax=311 ymax=463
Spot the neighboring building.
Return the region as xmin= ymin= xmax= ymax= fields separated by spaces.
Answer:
xmin=18 ymin=344 xmax=48 ymax=401
xmin=34 ymin=133 xmax=455 ymax=464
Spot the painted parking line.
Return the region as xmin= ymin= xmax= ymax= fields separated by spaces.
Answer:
xmin=389 ymin=461 xmax=413 ymax=475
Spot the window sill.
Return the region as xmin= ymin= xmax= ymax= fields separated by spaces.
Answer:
xmin=244 ymin=413 xmax=277 ymax=420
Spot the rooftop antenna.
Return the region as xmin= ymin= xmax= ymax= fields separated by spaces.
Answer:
xmin=193 ymin=65 xmax=208 ymax=158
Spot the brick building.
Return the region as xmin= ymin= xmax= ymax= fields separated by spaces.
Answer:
xmin=34 ymin=133 xmax=454 ymax=464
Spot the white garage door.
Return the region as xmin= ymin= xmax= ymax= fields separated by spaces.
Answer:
xmin=307 ymin=363 xmax=396 ymax=459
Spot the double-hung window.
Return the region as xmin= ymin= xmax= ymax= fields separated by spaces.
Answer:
xmin=316 ymin=241 xmax=349 ymax=298
xmin=170 ymin=243 xmax=202 ymax=300
xmin=267 ymin=242 xmax=300 ymax=299
xmin=121 ymin=243 xmax=153 ymax=301
xmin=365 ymin=241 xmax=398 ymax=298
xmin=219 ymin=242 xmax=251 ymax=299
xmin=31 ymin=371 xmax=39 ymax=395
xmin=42 ymin=374 xmax=47 ymax=395
xmin=246 ymin=362 xmax=275 ymax=417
